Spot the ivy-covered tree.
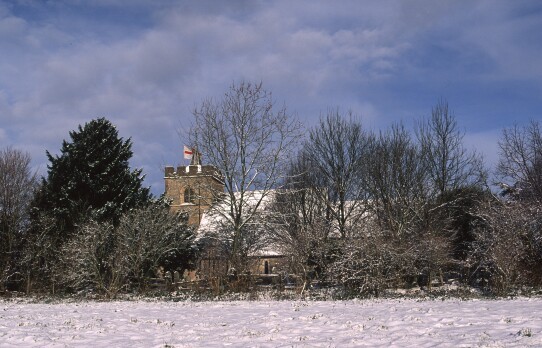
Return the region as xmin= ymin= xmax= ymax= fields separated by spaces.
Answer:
xmin=36 ymin=117 xmax=151 ymax=234
xmin=0 ymin=147 xmax=37 ymax=291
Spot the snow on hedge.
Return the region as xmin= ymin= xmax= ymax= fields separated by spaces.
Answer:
xmin=1 ymin=298 xmax=541 ymax=347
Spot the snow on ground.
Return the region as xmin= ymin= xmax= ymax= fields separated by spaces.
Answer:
xmin=1 ymin=297 xmax=542 ymax=347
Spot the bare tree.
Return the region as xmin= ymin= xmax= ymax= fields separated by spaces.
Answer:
xmin=364 ymin=124 xmax=456 ymax=288
xmin=366 ymin=123 xmax=428 ymax=235
xmin=416 ymin=101 xmax=487 ymax=273
xmin=329 ymin=226 xmax=417 ymax=296
xmin=20 ymin=209 xmax=57 ymax=294
xmin=116 ymin=202 xmax=198 ymax=292
xmin=59 ymin=220 xmax=124 ymax=297
xmin=497 ymin=120 xmax=542 ymax=202
xmin=58 ymin=201 xmax=198 ymax=297
xmin=0 ymin=147 xmax=37 ymax=290
xmin=469 ymin=198 xmax=542 ymax=294
xmin=190 ymin=81 xmax=301 ymax=272
xmin=301 ymin=110 xmax=373 ymax=239
xmin=476 ymin=119 xmax=542 ymax=293
xmin=267 ymin=153 xmax=334 ymax=282
xmin=267 ymin=112 xmax=373 ymax=282
xmin=417 ymin=100 xmax=485 ymax=197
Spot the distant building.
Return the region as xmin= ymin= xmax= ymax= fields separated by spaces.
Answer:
xmin=164 ymin=152 xmax=286 ymax=279
xmin=164 ymin=152 xmax=224 ymax=226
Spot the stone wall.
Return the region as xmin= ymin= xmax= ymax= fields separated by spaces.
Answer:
xmin=164 ymin=164 xmax=224 ymax=226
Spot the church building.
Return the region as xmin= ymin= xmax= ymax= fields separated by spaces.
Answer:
xmin=163 ymin=151 xmax=224 ymax=226
xmin=164 ymin=149 xmax=287 ymax=280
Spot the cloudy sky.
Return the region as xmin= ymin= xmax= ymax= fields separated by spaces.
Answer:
xmin=1 ymin=1 xmax=541 ymax=195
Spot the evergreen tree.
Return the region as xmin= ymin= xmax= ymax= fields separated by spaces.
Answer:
xmin=37 ymin=117 xmax=151 ymax=234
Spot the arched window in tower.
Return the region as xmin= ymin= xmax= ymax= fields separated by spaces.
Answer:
xmin=184 ymin=187 xmax=196 ymax=204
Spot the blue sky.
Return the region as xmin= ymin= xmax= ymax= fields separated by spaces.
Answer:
xmin=1 ymin=1 xmax=541 ymax=195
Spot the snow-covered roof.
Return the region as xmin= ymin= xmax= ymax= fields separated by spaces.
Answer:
xmin=198 ymin=190 xmax=274 ymax=230
xmin=196 ymin=189 xmax=372 ymax=256
xmin=197 ymin=190 xmax=283 ymax=257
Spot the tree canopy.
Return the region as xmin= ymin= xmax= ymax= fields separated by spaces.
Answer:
xmin=37 ymin=117 xmax=151 ymax=233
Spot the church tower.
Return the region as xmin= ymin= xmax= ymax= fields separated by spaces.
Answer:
xmin=164 ymin=150 xmax=224 ymax=226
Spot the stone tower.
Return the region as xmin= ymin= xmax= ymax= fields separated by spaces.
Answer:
xmin=164 ymin=153 xmax=224 ymax=226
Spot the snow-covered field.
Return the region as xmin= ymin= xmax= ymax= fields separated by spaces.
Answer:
xmin=1 ymin=297 xmax=541 ymax=347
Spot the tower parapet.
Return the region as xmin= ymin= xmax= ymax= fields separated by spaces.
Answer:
xmin=164 ymin=163 xmax=224 ymax=226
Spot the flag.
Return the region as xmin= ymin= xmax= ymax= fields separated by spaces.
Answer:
xmin=183 ymin=145 xmax=193 ymax=159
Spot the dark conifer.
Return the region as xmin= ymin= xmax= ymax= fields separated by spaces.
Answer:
xmin=38 ymin=117 xmax=151 ymax=234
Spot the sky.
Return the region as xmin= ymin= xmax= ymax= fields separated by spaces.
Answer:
xmin=1 ymin=0 xmax=541 ymax=196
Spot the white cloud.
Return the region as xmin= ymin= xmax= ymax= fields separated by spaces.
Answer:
xmin=0 ymin=1 xmax=541 ymax=194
